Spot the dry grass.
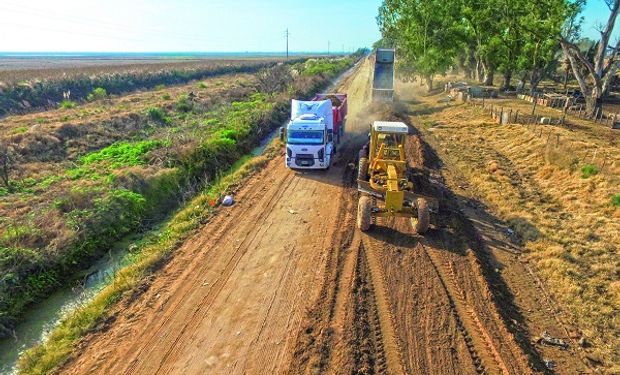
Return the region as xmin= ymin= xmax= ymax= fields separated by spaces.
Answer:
xmin=401 ymin=80 xmax=620 ymax=370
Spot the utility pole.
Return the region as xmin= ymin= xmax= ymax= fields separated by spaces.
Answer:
xmin=284 ymin=28 xmax=290 ymax=60
xmin=328 ymin=40 xmax=330 ymax=56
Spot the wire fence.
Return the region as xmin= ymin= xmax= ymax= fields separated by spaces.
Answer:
xmin=461 ymin=95 xmax=617 ymax=174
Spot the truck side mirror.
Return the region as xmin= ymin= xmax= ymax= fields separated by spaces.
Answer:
xmin=367 ymin=132 xmax=371 ymax=139
xmin=279 ymin=127 xmax=286 ymax=141
xmin=328 ymin=133 xmax=333 ymax=142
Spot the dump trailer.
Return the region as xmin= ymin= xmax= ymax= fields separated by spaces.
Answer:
xmin=312 ymin=93 xmax=348 ymax=142
xmin=372 ymin=48 xmax=395 ymax=102
xmin=357 ymin=121 xmax=437 ymax=233
xmin=282 ymin=99 xmax=335 ymax=170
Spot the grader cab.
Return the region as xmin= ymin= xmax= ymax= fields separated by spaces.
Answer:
xmin=357 ymin=121 xmax=435 ymax=233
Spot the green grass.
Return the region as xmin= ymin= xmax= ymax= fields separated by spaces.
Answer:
xmin=612 ymin=194 xmax=620 ymax=207
xmin=79 ymin=140 xmax=165 ymax=169
xmin=12 ymin=126 xmax=29 ymax=135
xmin=162 ymin=93 xmax=171 ymax=100
xmin=87 ymin=87 xmax=107 ymax=101
xmin=198 ymin=82 xmax=208 ymax=89
xmin=60 ymin=100 xmax=77 ymax=109
xmin=581 ymin=164 xmax=599 ymax=179
xmin=16 ymin=144 xmax=277 ymax=375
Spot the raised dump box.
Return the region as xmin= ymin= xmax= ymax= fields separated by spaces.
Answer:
xmin=373 ymin=48 xmax=395 ymax=102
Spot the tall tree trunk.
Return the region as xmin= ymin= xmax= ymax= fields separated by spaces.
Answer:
xmin=502 ymin=71 xmax=512 ymax=90
xmin=426 ymin=75 xmax=433 ymax=92
xmin=475 ymin=58 xmax=484 ymax=82
xmin=585 ymin=84 xmax=603 ymax=118
xmin=482 ymin=60 xmax=494 ymax=86
xmin=563 ymin=66 xmax=570 ymax=92
xmin=530 ymin=69 xmax=543 ymax=95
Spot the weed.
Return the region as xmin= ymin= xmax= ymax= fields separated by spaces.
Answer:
xmin=60 ymin=100 xmax=77 ymax=109
xmin=198 ymin=82 xmax=208 ymax=89
xmin=155 ymin=84 xmax=166 ymax=90
xmin=87 ymin=87 xmax=107 ymax=101
xmin=80 ymin=140 xmax=164 ymax=168
xmin=146 ymin=107 xmax=172 ymax=125
xmin=175 ymin=95 xmax=193 ymax=113
xmin=581 ymin=164 xmax=598 ymax=178
xmin=35 ymin=118 xmax=46 ymax=124
xmin=612 ymin=194 xmax=620 ymax=207
xmin=11 ymin=127 xmax=29 ymax=135
xmin=162 ymin=93 xmax=171 ymax=100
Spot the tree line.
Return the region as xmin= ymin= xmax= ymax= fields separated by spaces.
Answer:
xmin=377 ymin=0 xmax=619 ymax=117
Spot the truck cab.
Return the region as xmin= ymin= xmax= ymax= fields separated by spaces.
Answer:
xmin=285 ymin=114 xmax=334 ymax=169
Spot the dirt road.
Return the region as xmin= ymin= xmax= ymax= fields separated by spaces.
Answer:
xmin=60 ymin=58 xmax=560 ymax=374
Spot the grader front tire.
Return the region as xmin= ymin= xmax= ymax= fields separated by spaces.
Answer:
xmin=357 ymin=195 xmax=372 ymax=231
xmin=411 ymin=198 xmax=430 ymax=234
xmin=358 ymin=158 xmax=369 ymax=181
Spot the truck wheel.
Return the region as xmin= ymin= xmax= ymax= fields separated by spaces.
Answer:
xmin=357 ymin=195 xmax=372 ymax=231
xmin=358 ymin=158 xmax=369 ymax=181
xmin=411 ymin=198 xmax=430 ymax=234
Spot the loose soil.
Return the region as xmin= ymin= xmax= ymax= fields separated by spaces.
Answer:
xmin=55 ymin=58 xmax=592 ymax=374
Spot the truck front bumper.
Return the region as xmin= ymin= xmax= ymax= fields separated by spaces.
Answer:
xmin=286 ymin=156 xmax=328 ymax=169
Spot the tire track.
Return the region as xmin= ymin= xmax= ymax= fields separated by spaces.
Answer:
xmin=361 ymin=235 xmax=408 ymax=375
xmin=121 ymin=169 xmax=299 ymax=374
xmin=418 ymin=242 xmax=505 ymax=375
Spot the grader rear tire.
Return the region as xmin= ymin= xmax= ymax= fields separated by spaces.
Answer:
xmin=411 ymin=198 xmax=430 ymax=234
xmin=358 ymin=158 xmax=369 ymax=181
xmin=357 ymin=195 xmax=372 ymax=231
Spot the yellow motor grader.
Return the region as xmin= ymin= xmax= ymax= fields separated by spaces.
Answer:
xmin=357 ymin=121 xmax=436 ymax=233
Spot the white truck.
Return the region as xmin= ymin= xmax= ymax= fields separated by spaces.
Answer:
xmin=282 ymin=99 xmax=335 ymax=170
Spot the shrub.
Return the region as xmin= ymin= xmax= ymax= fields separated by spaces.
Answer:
xmin=87 ymin=87 xmax=107 ymax=101
xmin=175 ymin=95 xmax=193 ymax=113
xmin=613 ymin=194 xmax=620 ymax=207
xmin=146 ymin=107 xmax=171 ymax=125
xmin=60 ymin=100 xmax=77 ymax=109
xmin=581 ymin=164 xmax=598 ymax=179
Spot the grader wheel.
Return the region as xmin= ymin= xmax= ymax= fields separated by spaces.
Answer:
xmin=357 ymin=195 xmax=372 ymax=231
xmin=358 ymin=158 xmax=369 ymax=181
xmin=411 ymin=198 xmax=430 ymax=234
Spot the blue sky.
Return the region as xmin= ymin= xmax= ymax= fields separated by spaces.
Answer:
xmin=0 ymin=0 xmax=616 ymax=52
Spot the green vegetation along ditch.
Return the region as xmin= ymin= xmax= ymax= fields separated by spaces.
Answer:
xmin=0 ymin=57 xmax=356 ymax=374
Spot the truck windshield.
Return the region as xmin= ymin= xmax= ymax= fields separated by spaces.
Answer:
xmin=288 ymin=130 xmax=324 ymax=145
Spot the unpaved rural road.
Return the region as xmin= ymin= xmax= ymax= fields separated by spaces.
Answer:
xmin=60 ymin=58 xmax=579 ymax=374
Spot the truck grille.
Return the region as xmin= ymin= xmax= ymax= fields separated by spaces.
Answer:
xmin=295 ymin=154 xmax=315 ymax=167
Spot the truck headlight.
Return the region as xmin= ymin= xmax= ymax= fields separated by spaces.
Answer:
xmin=318 ymin=147 xmax=324 ymax=162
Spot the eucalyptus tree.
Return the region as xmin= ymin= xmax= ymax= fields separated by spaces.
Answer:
xmin=560 ymin=0 xmax=620 ymax=116
xmin=377 ymin=0 xmax=462 ymax=91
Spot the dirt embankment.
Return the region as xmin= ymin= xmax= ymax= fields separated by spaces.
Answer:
xmin=53 ymin=58 xmax=584 ymax=375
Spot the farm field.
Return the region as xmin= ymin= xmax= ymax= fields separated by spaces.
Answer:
xmin=0 ymin=55 xmax=287 ymax=83
xmin=18 ymin=57 xmax=608 ymax=375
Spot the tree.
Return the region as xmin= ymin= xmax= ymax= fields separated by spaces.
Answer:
xmin=377 ymin=0 xmax=461 ymax=91
xmin=560 ymin=0 xmax=620 ymax=117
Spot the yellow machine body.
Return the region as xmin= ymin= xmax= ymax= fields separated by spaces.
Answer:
xmin=366 ymin=122 xmax=411 ymax=215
